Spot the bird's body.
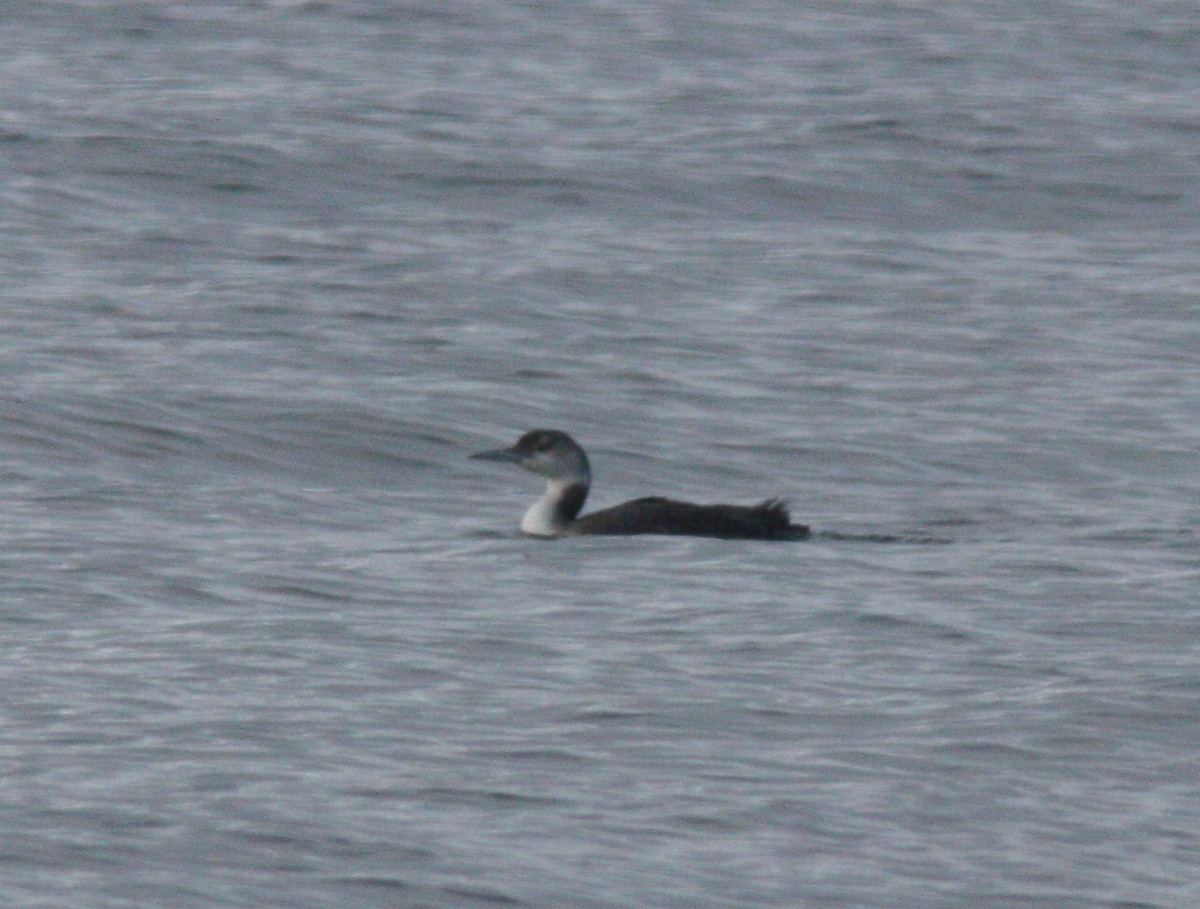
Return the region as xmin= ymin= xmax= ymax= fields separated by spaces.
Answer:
xmin=471 ymin=429 xmax=809 ymax=540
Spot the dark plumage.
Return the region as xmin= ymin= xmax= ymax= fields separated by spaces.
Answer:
xmin=471 ymin=429 xmax=809 ymax=540
xmin=571 ymin=496 xmax=801 ymax=539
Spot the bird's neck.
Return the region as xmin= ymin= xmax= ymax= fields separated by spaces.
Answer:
xmin=521 ymin=479 xmax=589 ymax=537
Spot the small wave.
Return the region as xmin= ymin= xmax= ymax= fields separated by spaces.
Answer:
xmin=815 ymin=530 xmax=954 ymax=545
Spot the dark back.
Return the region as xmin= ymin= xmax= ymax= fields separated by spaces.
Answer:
xmin=571 ymin=497 xmax=807 ymax=540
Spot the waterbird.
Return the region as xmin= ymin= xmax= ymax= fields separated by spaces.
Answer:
xmin=471 ymin=429 xmax=810 ymax=540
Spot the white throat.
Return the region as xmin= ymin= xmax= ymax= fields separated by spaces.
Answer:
xmin=520 ymin=479 xmax=575 ymax=537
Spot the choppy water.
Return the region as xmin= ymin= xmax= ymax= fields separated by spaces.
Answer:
xmin=2 ymin=2 xmax=1198 ymax=907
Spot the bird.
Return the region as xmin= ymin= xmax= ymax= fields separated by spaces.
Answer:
xmin=471 ymin=429 xmax=809 ymax=540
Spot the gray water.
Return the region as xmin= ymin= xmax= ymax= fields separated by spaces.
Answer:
xmin=2 ymin=2 xmax=1198 ymax=907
